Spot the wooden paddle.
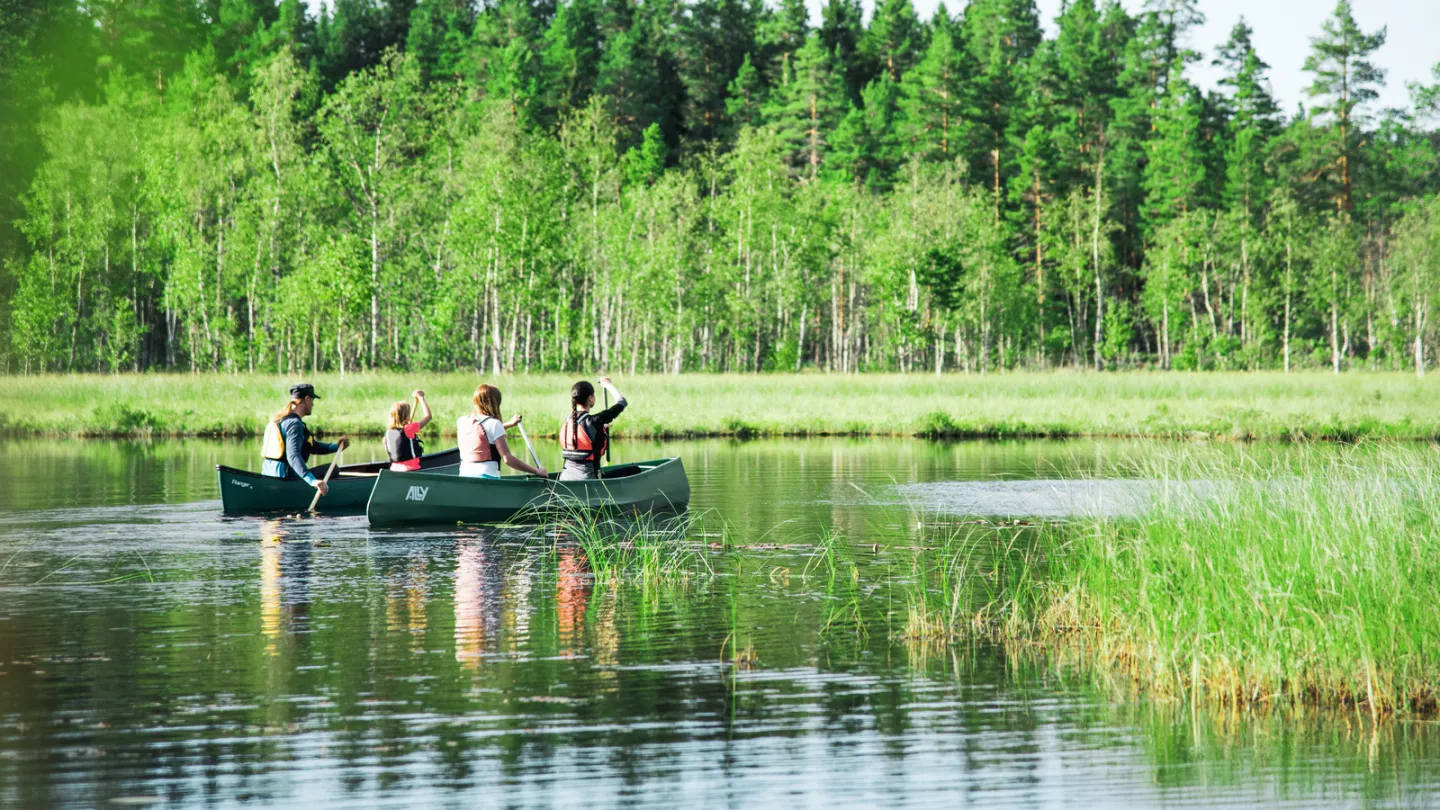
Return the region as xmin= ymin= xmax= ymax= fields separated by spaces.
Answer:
xmin=516 ymin=421 xmax=545 ymax=477
xmin=601 ymin=380 xmax=612 ymax=465
xmin=308 ymin=446 xmax=343 ymax=512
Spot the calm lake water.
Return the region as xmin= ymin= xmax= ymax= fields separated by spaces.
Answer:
xmin=0 ymin=438 xmax=1436 ymax=809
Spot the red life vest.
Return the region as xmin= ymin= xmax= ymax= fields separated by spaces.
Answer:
xmin=457 ymin=415 xmax=497 ymax=463
xmin=560 ymin=412 xmax=607 ymax=464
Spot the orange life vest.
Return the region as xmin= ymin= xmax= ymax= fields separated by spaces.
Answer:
xmin=457 ymin=415 xmax=498 ymax=463
xmin=560 ymin=412 xmax=607 ymax=464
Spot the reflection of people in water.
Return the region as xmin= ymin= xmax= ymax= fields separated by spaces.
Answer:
xmin=454 ymin=531 xmax=506 ymax=671
xmin=258 ymin=518 xmax=317 ymax=732
xmin=386 ymin=549 xmax=431 ymax=652
xmin=556 ymin=548 xmax=592 ymax=658
xmin=259 ymin=519 xmax=314 ymax=657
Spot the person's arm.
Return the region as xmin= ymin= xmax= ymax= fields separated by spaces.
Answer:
xmin=283 ymin=419 xmax=319 ymax=485
xmin=590 ymin=377 xmax=627 ymax=425
xmin=311 ymin=434 xmax=349 ymax=455
xmin=494 ymin=435 xmax=547 ymax=477
xmin=411 ymin=389 xmax=432 ymax=431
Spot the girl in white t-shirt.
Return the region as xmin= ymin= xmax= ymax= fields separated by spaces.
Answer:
xmin=457 ymin=384 xmax=548 ymax=479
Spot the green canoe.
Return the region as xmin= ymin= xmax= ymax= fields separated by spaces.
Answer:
xmin=365 ymin=457 xmax=690 ymax=526
xmin=217 ymin=448 xmax=461 ymax=514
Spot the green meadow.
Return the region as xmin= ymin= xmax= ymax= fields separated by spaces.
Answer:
xmin=3 ymin=371 xmax=1439 ymax=440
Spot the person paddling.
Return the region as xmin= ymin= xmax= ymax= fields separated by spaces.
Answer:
xmin=385 ymin=389 xmax=432 ymax=472
xmin=559 ymin=377 xmax=625 ymax=481
xmin=261 ymin=383 xmax=350 ymax=496
xmin=457 ymin=384 xmax=548 ymax=479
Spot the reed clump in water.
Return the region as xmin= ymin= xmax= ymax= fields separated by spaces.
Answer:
xmin=905 ymin=445 xmax=1440 ymax=717
xmin=528 ymin=496 xmax=713 ymax=584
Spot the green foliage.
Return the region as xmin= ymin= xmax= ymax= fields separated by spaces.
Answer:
xmin=1 ymin=0 xmax=1439 ymax=377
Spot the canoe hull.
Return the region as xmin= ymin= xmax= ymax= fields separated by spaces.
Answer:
xmin=365 ymin=457 xmax=690 ymax=526
xmin=217 ymin=448 xmax=461 ymax=514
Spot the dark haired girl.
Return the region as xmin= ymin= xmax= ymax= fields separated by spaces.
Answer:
xmin=559 ymin=376 xmax=625 ymax=480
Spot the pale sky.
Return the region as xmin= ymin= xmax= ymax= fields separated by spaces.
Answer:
xmin=921 ymin=0 xmax=1439 ymax=114
xmin=304 ymin=0 xmax=1438 ymax=114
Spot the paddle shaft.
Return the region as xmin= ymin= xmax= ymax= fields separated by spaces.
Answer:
xmin=602 ymin=384 xmax=611 ymax=464
xmin=516 ymin=421 xmax=543 ymax=475
xmin=307 ymin=446 xmax=343 ymax=512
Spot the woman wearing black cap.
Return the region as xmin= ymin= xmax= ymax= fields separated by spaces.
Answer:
xmin=261 ymin=383 xmax=351 ymax=495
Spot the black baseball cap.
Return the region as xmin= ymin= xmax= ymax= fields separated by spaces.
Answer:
xmin=289 ymin=383 xmax=320 ymax=399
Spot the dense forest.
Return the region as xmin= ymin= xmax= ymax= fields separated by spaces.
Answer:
xmin=1 ymin=0 xmax=1438 ymax=375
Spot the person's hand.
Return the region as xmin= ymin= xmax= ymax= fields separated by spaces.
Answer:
xmin=505 ymin=413 xmax=523 ymax=428
xmin=598 ymin=376 xmax=613 ymax=388
xmin=412 ymin=389 xmax=426 ymax=399
xmin=313 ymin=479 xmax=330 ymax=496
xmin=535 ymin=466 xmax=548 ymax=478
xmin=337 ymin=435 xmax=351 ymax=450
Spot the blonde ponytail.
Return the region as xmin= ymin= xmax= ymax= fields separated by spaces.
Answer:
xmin=272 ymin=399 xmax=302 ymax=423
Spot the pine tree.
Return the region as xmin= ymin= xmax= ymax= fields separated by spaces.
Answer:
xmin=724 ymin=52 xmax=767 ymax=135
xmin=826 ymin=73 xmax=901 ymax=188
xmin=320 ymin=0 xmax=387 ymax=84
xmin=1141 ymin=58 xmax=1204 ymax=236
xmin=595 ymin=21 xmax=661 ymax=140
xmin=1215 ymin=21 xmax=1279 ymax=219
xmin=469 ymin=0 xmax=543 ymax=118
xmin=1413 ymin=63 xmax=1440 ymax=116
xmin=860 ymin=0 xmax=923 ymax=84
xmin=961 ymin=0 xmax=1043 ymax=216
xmin=1047 ymin=0 xmax=1122 ymax=189
xmin=87 ymin=0 xmax=207 ymax=84
xmin=265 ymin=0 xmax=319 ymax=67
xmin=764 ymin=31 xmax=846 ymax=179
xmin=1143 ymin=0 xmax=1203 ymax=72
xmin=541 ymin=0 xmax=602 ymax=117
xmin=1303 ymin=0 xmax=1387 ymax=212
xmin=381 ymin=0 xmax=419 ymax=57
xmin=818 ymin=0 xmax=864 ymax=100
xmin=407 ymin=0 xmax=474 ymax=82
xmin=624 ymin=121 xmax=667 ymax=186
xmin=755 ymin=0 xmax=808 ymax=87
xmin=211 ymin=0 xmax=280 ymax=79
xmin=679 ymin=0 xmax=756 ymax=143
xmin=896 ymin=26 xmax=969 ymax=162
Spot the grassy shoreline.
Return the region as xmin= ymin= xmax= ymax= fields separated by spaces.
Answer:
xmin=3 ymin=371 xmax=1440 ymax=441
xmin=904 ymin=444 xmax=1440 ymax=717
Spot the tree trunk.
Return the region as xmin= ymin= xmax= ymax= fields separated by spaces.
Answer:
xmin=370 ymin=201 xmax=381 ymax=369
xmin=1092 ymin=150 xmax=1105 ymax=371
xmin=795 ymin=301 xmax=807 ymax=372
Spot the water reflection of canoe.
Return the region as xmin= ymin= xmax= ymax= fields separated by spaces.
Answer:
xmin=365 ymin=457 xmax=690 ymax=526
xmin=217 ymin=448 xmax=462 ymax=514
